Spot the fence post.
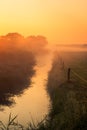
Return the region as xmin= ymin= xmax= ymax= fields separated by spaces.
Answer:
xmin=67 ymin=68 xmax=71 ymax=82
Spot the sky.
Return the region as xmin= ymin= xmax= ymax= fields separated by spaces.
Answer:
xmin=0 ymin=0 xmax=87 ymax=44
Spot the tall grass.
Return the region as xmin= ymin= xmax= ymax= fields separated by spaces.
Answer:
xmin=0 ymin=114 xmax=49 ymax=130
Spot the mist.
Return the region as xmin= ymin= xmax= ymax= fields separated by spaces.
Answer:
xmin=0 ymin=33 xmax=49 ymax=107
xmin=0 ymin=33 xmax=48 ymax=54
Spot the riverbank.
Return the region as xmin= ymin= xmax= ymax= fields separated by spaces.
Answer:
xmin=0 ymin=50 xmax=36 ymax=107
xmin=46 ymin=52 xmax=87 ymax=130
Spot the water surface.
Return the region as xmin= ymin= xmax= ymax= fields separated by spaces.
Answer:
xmin=0 ymin=54 xmax=52 ymax=125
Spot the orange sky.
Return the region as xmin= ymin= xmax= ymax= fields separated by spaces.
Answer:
xmin=0 ymin=0 xmax=87 ymax=44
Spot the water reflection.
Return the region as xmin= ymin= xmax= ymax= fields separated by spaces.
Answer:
xmin=0 ymin=50 xmax=35 ymax=108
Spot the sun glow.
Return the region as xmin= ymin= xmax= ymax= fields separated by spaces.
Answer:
xmin=0 ymin=0 xmax=87 ymax=44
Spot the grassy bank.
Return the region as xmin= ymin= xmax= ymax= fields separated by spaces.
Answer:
xmin=46 ymin=52 xmax=87 ymax=130
xmin=0 ymin=49 xmax=36 ymax=107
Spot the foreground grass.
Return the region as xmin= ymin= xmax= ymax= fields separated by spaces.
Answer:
xmin=0 ymin=114 xmax=49 ymax=130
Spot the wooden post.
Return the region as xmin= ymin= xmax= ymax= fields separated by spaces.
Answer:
xmin=67 ymin=68 xmax=71 ymax=82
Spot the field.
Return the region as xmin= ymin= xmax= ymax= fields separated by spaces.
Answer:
xmin=46 ymin=51 xmax=87 ymax=130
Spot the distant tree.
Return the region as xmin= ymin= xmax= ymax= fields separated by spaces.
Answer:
xmin=26 ymin=35 xmax=48 ymax=54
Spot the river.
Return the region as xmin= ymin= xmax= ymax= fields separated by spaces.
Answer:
xmin=0 ymin=53 xmax=53 ymax=126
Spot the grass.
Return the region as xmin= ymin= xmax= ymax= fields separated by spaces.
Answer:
xmin=45 ymin=51 xmax=87 ymax=130
xmin=0 ymin=114 xmax=49 ymax=130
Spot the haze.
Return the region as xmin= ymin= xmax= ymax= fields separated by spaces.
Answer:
xmin=0 ymin=0 xmax=87 ymax=44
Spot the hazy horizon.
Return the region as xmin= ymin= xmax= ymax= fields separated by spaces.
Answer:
xmin=0 ymin=0 xmax=87 ymax=45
